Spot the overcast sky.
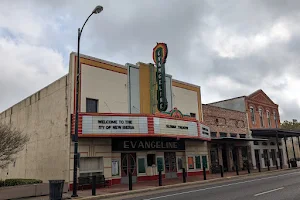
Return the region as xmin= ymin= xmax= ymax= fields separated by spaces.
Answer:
xmin=0 ymin=0 xmax=300 ymax=121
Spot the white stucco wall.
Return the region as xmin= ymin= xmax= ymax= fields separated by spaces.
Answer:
xmin=0 ymin=76 xmax=70 ymax=183
xmin=172 ymin=86 xmax=199 ymax=120
xmin=250 ymin=138 xmax=288 ymax=169
xmin=80 ymin=64 xmax=128 ymax=113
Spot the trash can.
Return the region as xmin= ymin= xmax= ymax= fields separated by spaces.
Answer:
xmin=49 ymin=180 xmax=65 ymax=200
xmin=290 ymin=160 xmax=297 ymax=168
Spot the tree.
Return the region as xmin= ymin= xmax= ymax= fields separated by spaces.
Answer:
xmin=280 ymin=119 xmax=300 ymax=130
xmin=0 ymin=123 xmax=29 ymax=169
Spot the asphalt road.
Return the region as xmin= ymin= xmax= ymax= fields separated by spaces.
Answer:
xmin=121 ymin=169 xmax=300 ymax=200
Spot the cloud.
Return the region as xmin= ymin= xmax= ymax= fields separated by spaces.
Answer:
xmin=0 ymin=0 xmax=300 ymax=121
xmin=0 ymin=38 xmax=66 ymax=111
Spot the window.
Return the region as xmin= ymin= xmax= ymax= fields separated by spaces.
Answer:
xmin=195 ymin=156 xmax=201 ymax=169
xmin=230 ymin=133 xmax=237 ymax=138
xmin=138 ymin=157 xmax=146 ymax=174
xmin=202 ymin=155 xmax=208 ymax=169
xmin=274 ymin=111 xmax=278 ymax=128
xmin=188 ymin=157 xmax=194 ymax=169
xmin=262 ymin=142 xmax=268 ymax=146
xmin=270 ymin=142 xmax=275 ymax=146
xmin=86 ymin=98 xmax=98 ymax=113
xmin=259 ymin=108 xmax=264 ymax=127
xmin=190 ymin=113 xmax=196 ymax=118
xmin=156 ymin=157 xmax=164 ymax=172
xmin=220 ymin=132 xmax=227 ymax=138
xmin=147 ymin=154 xmax=156 ymax=166
xmin=240 ymin=134 xmax=246 ymax=138
xmin=250 ymin=107 xmax=255 ymax=124
xmin=177 ymin=157 xmax=183 ymax=170
xmin=254 ymin=141 xmax=259 ymax=145
xmin=211 ymin=132 xmax=217 ymax=138
xmin=267 ymin=111 xmax=271 ymax=127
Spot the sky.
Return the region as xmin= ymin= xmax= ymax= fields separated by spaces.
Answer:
xmin=0 ymin=0 xmax=300 ymax=121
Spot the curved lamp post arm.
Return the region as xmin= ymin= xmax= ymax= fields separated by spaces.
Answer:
xmin=79 ymin=12 xmax=94 ymax=38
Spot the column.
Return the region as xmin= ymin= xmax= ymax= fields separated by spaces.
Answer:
xmin=238 ymin=147 xmax=243 ymax=169
xmin=276 ymin=132 xmax=283 ymax=169
xmin=284 ymin=135 xmax=290 ymax=168
xmin=217 ymin=145 xmax=223 ymax=167
xmin=291 ymin=137 xmax=296 ymax=159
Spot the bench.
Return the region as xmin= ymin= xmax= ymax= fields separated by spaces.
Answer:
xmin=78 ymin=175 xmax=110 ymax=190
xmin=78 ymin=176 xmax=90 ymax=191
xmin=96 ymin=175 xmax=110 ymax=188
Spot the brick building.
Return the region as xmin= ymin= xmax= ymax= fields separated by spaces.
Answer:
xmin=203 ymin=104 xmax=252 ymax=172
xmin=209 ymin=89 xmax=289 ymax=170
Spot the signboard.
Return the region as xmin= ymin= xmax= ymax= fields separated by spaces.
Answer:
xmin=153 ymin=117 xmax=198 ymax=136
xmin=153 ymin=43 xmax=168 ymax=112
xmin=82 ymin=116 xmax=148 ymax=134
xmin=112 ymin=160 xmax=119 ymax=176
xmin=200 ymin=123 xmax=211 ymax=139
xmin=112 ymin=137 xmax=185 ymax=151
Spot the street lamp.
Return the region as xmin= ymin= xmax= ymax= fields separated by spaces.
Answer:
xmin=72 ymin=5 xmax=103 ymax=197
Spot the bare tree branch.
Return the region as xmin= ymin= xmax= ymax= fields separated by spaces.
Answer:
xmin=0 ymin=123 xmax=29 ymax=169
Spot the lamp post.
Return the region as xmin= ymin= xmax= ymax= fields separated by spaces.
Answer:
xmin=72 ymin=5 xmax=103 ymax=197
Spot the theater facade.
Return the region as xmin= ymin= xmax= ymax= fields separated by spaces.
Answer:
xmin=0 ymin=52 xmax=210 ymax=189
xmin=73 ymin=110 xmax=210 ymax=185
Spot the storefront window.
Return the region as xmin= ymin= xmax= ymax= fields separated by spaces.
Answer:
xmin=138 ymin=158 xmax=146 ymax=173
xmin=188 ymin=157 xmax=194 ymax=169
xmin=147 ymin=154 xmax=155 ymax=166
xmin=177 ymin=157 xmax=183 ymax=170
xmin=202 ymin=155 xmax=208 ymax=169
xmin=157 ymin=157 xmax=164 ymax=172
xmin=195 ymin=156 xmax=201 ymax=169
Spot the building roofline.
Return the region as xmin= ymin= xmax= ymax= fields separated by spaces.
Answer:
xmin=70 ymin=52 xmax=126 ymax=69
xmin=207 ymin=95 xmax=246 ymax=105
xmin=0 ymin=75 xmax=68 ymax=115
xmin=202 ymin=104 xmax=246 ymax=114
xmin=172 ymin=79 xmax=201 ymax=88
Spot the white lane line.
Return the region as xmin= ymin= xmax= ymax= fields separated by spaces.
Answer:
xmin=254 ymin=187 xmax=284 ymax=196
xmin=143 ymin=171 xmax=300 ymax=200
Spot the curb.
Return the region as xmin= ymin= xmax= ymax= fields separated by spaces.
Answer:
xmin=77 ymin=168 xmax=297 ymax=200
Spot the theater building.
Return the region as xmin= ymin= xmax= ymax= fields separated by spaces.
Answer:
xmin=209 ymin=90 xmax=288 ymax=170
xmin=0 ymin=52 xmax=210 ymax=189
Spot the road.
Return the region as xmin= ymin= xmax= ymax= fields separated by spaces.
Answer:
xmin=117 ymin=169 xmax=300 ymax=200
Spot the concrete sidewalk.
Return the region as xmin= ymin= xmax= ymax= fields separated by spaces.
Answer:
xmin=19 ymin=168 xmax=288 ymax=200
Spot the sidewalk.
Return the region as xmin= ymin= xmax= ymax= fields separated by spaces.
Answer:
xmin=20 ymin=167 xmax=288 ymax=200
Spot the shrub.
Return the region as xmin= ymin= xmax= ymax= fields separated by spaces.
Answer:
xmin=4 ymin=179 xmax=42 ymax=187
xmin=0 ymin=180 xmax=4 ymax=187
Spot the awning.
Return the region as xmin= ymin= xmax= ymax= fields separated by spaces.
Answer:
xmin=251 ymin=128 xmax=300 ymax=138
xmin=211 ymin=137 xmax=268 ymax=142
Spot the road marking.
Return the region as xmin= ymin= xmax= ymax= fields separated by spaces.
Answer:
xmin=254 ymin=187 xmax=284 ymax=196
xmin=143 ymin=171 xmax=300 ymax=200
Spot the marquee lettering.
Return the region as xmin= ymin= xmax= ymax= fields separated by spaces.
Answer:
xmin=123 ymin=140 xmax=178 ymax=149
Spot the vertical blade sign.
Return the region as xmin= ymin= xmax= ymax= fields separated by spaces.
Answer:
xmin=153 ymin=43 xmax=168 ymax=112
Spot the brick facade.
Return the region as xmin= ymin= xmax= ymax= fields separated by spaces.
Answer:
xmin=245 ymin=89 xmax=280 ymax=129
xmin=202 ymin=104 xmax=249 ymax=137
